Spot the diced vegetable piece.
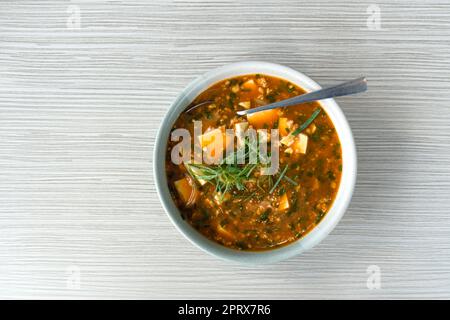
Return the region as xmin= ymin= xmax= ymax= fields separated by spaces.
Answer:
xmin=256 ymin=77 xmax=268 ymax=88
xmin=306 ymin=123 xmax=316 ymax=134
xmin=312 ymin=178 xmax=320 ymax=190
xmin=278 ymin=193 xmax=290 ymax=210
xmin=278 ymin=117 xmax=291 ymax=137
xmin=216 ymin=224 xmax=234 ymax=239
xmin=293 ymin=133 xmax=308 ymax=154
xmin=214 ymin=192 xmax=230 ymax=205
xmin=242 ymin=79 xmax=257 ymax=91
xmin=235 ymin=121 xmax=248 ymax=132
xmin=184 ymin=163 xmax=207 ymax=186
xmin=238 ymin=101 xmax=251 ymax=109
xmin=174 ymin=177 xmax=196 ymax=205
xmin=280 ymin=134 xmax=295 ymax=147
xmin=247 ymin=109 xmax=278 ymax=129
xmin=231 ymin=84 xmax=240 ymax=93
xmin=284 ymin=147 xmax=293 ymax=154
xmin=235 ymin=122 xmax=249 ymax=148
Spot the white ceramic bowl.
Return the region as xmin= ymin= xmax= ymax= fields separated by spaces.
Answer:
xmin=154 ymin=61 xmax=357 ymax=264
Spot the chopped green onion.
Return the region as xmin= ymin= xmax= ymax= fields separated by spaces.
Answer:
xmin=283 ymin=175 xmax=298 ymax=186
xmin=269 ymin=164 xmax=289 ymax=194
xmin=291 ymin=108 xmax=321 ymax=136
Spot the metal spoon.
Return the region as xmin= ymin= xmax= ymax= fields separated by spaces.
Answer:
xmin=185 ymin=100 xmax=214 ymax=113
xmin=236 ymin=77 xmax=367 ymax=116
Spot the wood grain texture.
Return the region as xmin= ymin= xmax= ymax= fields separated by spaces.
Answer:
xmin=1 ymin=0 xmax=450 ymax=299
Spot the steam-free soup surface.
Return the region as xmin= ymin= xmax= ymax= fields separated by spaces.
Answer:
xmin=166 ymin=74 xmax=342 ymax=250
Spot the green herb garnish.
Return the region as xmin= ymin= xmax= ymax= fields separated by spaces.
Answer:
xmin=185 ymin=139 xmax=266 ymax=200
xmin=187 ymin=162 xmax=257 ymax=199
xmin=283 ymin=175 xmax=298 ymax=186
xmin=269 ymin=164 xmax=289 ymax=194
xmin=291 ymin=108 xmax=321 ymax=136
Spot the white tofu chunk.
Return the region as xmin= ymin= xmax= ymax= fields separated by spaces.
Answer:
xmin=284 ymin=147 xmax=293 ymax=154
xmin=294 ymin=133 xmax=308 ymax=154
xmin=238 ymin=101 xmax=251 ymax=109
xmin=213 ymin=192 xmax=230 ymax=205
xmin=185 ymin=164 xmax=207 ymax=186
xmin=280 ymin=134 xmax=295 ymax=147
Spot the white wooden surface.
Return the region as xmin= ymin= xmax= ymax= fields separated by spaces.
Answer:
xmin=1 ymin=0 xmax=450 ymax=299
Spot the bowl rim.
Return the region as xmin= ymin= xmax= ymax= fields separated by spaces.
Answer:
xmin=153 ymin=61 xmax=357 ymax=264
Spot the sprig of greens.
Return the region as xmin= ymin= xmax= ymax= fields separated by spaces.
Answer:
xmin=187 ymin=162 xmax=257 ymax=198
xmin=269 ymin=164 xmax=289 ymax=194
xmin=291 ymin=108 xmax=321 ymax=136
xmin=185 ymin=139 xmax=263 ymax=200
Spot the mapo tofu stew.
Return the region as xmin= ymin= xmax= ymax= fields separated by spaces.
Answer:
xmin=166 ymin=74 xmax=342 ymax=251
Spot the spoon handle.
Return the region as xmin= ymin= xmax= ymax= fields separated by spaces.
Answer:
xmin=237 ymin=77 xmax=367 ymax=116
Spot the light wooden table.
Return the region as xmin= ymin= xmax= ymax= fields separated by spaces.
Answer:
xmin=1 ymin=0 xmax=449 ymax=299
